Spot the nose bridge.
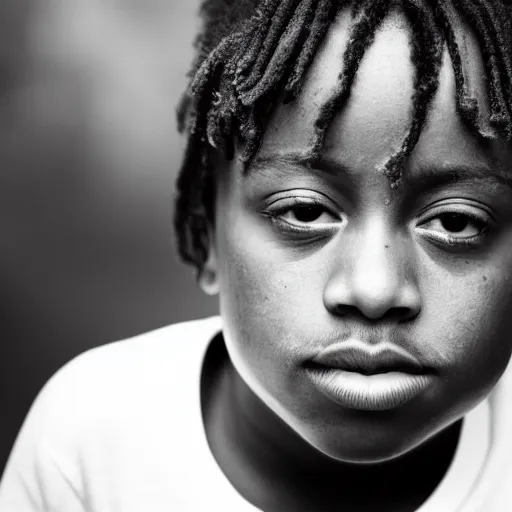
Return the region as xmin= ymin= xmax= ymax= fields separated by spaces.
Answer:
xmin=353 ymin=218 xmax=402 ymax=293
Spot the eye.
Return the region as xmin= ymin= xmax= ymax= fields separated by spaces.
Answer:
xmin=279 ymin=204 xmax=337 ymax=225
xmin=416 ymin=205 xmax=493 ymax=248
xmin=262 ymin=195 xmax=342 ymax=238
xmin=422 ymin=213 xmax=484 ymax=237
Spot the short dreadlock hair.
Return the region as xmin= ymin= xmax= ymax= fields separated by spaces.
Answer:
xmin=174 ymin=0 xmax=512 ymax=271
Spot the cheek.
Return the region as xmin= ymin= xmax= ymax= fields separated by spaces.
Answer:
xmin=423 ymin=265 xmax=512 ymax=387
xmin=216 ymin=238 xmax=292 ymax=393
xmin=218 ymin=232 xmax=297 ymax=349
xmin=215 ymin=213 xmax=325 ymax=371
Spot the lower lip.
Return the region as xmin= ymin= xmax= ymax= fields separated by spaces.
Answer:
xmin=306 ymin=368 xmax=433 ymax=411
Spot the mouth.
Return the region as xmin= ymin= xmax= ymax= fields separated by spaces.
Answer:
xmin=304 ymin=339 xmax=433 ymax=411
xmin=306 ymin=340 xmax=425 ymax=376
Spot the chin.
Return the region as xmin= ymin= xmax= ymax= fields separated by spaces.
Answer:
xmin=318 ymin=440 xmax=416 ymax=465
xmin=299 ymin=418 xmax=429 ymax=464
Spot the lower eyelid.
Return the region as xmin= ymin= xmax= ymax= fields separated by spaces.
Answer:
xmin=276 ymin=216 xmax=340 ymax=230
xmin=415 ymin=227 xmax=488 ymax=249
xmin=264 ymin=214 xmax=341 ymax=239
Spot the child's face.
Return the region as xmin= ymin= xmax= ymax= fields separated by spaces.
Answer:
xmin=207 ymin=9 xmax=512 ymax=462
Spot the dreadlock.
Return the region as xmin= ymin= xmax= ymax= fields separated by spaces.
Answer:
xmin=174 ymin=0 xmax=512 ymax=269
xmin=381 ymin=0 xmax=444 ymax=185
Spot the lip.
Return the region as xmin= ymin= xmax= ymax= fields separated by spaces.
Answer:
xmin=309 ymin=339 xmax=425 ymax=375
xmin=305 ymin=339 xmax=433 ymax=411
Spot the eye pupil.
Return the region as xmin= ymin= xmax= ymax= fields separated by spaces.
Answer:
xmin=293 ymin=205 xmax=324 ymax=222
xmin=440 ymin=213 xmax=468 ymax=233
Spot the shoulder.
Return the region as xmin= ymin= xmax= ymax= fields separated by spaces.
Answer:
xmin=0 ymin=317 xmax=223 ymax=508
xmin=66 ymin=315 xmax=222 ymax=371
xmin=19 ymin=315 xmax=222 ymax=446
xmin=53 ymin=315 xmax=221 ymax=386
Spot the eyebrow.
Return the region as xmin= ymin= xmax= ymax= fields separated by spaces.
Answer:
xmin=249 ymin=152 xmax=355 ymax=179
xmin=250 ymin=152 xmax=512 ymax=191
xmin=402 ymin=163 xmax=512 ymax=193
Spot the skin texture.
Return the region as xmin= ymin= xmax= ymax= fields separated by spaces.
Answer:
xmin=200 ymin=6 xmax=512 ymax=511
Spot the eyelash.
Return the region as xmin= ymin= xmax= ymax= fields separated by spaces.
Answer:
xmin=262 ymin=198 xmax=495 ymax=249
xmin=262 ymin=199 xmax=341 ymax=237
xmin=416 ymin=210 xmax=492 ymax=248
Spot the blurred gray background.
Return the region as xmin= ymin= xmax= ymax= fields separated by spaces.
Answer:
xmin=0 ymin=0 xmax=218 ymax=475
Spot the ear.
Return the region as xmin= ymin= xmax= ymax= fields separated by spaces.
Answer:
xmin=197 ymin=227 xmax=219 ymax=296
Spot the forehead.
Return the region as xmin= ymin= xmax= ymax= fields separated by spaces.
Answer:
xmin=254 ymin=6 xmax=508 ymax=180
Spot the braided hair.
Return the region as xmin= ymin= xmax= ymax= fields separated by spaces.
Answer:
xmin=174 ymin=0 xmax=512 ymax=270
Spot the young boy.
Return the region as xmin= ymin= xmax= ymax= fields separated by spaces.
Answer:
xmin=2 ymin=0 xmax=512 ymax=510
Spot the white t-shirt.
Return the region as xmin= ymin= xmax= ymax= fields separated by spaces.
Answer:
xmin=0 ymin=316 xmax=511 ymax=512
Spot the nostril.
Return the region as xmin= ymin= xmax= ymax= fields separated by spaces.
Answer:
xmin=393 ymin=306 xmax=419 ymax=322
xmin=329 ymin=304 xmax=419 ymax=323
xmin=331 ymin=305 xmax=360 ymax=317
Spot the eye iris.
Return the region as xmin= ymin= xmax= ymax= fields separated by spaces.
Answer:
xmin=293 ymin=205 xmax=324 ymax=222
xmin=440 ymin=213 xmax=469 ymax=233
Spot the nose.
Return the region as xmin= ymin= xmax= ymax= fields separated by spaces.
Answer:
xmin=323 ymin=223 xmax=421 ymax=322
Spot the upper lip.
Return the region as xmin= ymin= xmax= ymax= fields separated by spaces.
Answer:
xmin=308 ymin=339 xmax=425 ymax=376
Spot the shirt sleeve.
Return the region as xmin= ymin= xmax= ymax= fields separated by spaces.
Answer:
xmin=0 ymin=367 xmax=87 ymax=512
